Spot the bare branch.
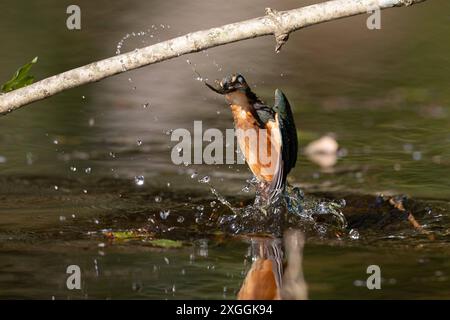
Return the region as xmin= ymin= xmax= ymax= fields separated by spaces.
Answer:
xmin=0 ymin=0 xmax=427 ymax=116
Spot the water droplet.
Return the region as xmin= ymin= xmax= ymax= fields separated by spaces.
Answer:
xmin=134 ymin=175 xmax=145 ymax=186
xmin=210 ymin=201 xmax=216 ymax=207
xmin=412 ymin=151 xmax=422 ymax=161
xmin=85 ymin=167 xmax=92 ymax=174
xmin=198 ymin=176 xmax=210 ymax=184
xmin=349 ymin=229 xmax=360 ymax=240
xmin=164 ymin=257 xmax=170 ymax=264
xmin=70 ymin=166 xmax=77 ymax=172
xmin=137 ymin=140 xmax=143 ymax=146
xmin=317 ymin=203 xmax=328 ymax=215
xmin=93 ymin=259 xmax=99 ymax=277
xmin=403 ymin=143 xmax=413 ymax=153
xmin=109 ymin=152 xmax=116 ymax=158
xmin=54 ymin=185 xmax=59 ymax=191
xmin=315 ymin=224 xmax=327 ymax=235
xmin=196 ymin=205 xmax=204 ymax=212
xmin=190 ymin=171 xmax=198 ymax=179
xmin=26 ymin=152 xmax=33 ymax=165
xmin=337 ymin=148 xmax=348 ymax=157
xmin=177 ymin=216 xmax=185 ymax=223
xmin=143 ymin=103 xmax=150 ymax=108
xmin=160 ymin=210 xmax=170 ymax=220
xmin=88 ymin=118 xmax=95 ymax=127
xmin=59 ymin=215 xmax=66 ymax=222
xmin=198 ymin=240 xmax=208 ymax=257
xmin=53 ymin=139 xmax=59 ymax=145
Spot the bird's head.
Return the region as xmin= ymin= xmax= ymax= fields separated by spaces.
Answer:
xmin=205 ymin=74 xmax=249 ymax=95
xmin=206 ymin=74 xmax=254 ymax=105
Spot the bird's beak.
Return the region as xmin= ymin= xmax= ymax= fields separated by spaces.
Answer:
xmin=205 ymin=80 xmax=236 ymax=94
xmin=205 ymin=80 xmax=229 ymax=94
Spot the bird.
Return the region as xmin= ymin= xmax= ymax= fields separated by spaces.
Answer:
xmin=237 ymin=230 xmax=308 ymax=300
xmin=206 ymin=74 xmax=298 ymax=203
xmin=237 ymin=237 xmax=283 ymax=300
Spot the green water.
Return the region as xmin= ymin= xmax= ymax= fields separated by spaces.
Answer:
xmin=0 ymin=0 xmax=449 ymax=299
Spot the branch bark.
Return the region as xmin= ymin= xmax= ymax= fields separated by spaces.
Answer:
xmin=0 ymin=0 xmax=426 ymax=116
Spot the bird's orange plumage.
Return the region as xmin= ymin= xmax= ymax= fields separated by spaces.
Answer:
xmin=230 ymin=102 xmax=281 ymax=183
xmin=237 ymin=258 xmax=281 ymax=300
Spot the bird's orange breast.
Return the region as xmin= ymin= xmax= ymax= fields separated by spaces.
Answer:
xmin=230 ymin=104 xmax=281 ymax=183
xmin=237 ymin=258 xmax=281 ymax=300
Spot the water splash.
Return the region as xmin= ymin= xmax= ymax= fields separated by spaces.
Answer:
xmin=160 ymin=210 xmax=170 ymax=220
xmin=115 ymin=27 xmax=165 ymax=55
xmin=134 ymin=175 xmax=145 ymax=186
xmin=196 ymin=175 xmax=348 ymax=237
xmin=186 ymin=59 xmax=208 ymax=83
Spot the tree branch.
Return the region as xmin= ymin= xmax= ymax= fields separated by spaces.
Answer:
xmin=0 ymin=0 xmax=426 ymax=116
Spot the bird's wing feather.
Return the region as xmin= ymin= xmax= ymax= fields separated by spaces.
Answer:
xmin=273 ymin=89 xmax=298 ymax=177
xmin=254 ymin=102 xmax=275 ymax=126
xmin=251 ymin=90 xmax=297 ymax=202
xmin=266 ymin=89 xmax=298 ymax=201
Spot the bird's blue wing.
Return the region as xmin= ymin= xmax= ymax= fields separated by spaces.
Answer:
xmin=267 ymin=89 xmax=298 ymax=201
xmin=273 ymin=89 xmax=298 ymax=176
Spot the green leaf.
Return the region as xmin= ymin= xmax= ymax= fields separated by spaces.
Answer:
xmin=147 ymin=239 xmax=183 ymax=248
xmin=106 ymin=231 xmax=140 ymax=240
xmin=104 ymin=231 xmax=183 ymax=248
xmin=1 ymin=56 xmax=38 ymax=93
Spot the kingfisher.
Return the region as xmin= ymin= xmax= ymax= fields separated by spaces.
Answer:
xmin=206 ymin=74 xmax=298 ymax=203
xmin=237 ymin=231 xmax=307 ymax=300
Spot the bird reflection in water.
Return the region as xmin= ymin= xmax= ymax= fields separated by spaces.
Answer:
xmin=237 ymin=230 xmax=308 ymax=300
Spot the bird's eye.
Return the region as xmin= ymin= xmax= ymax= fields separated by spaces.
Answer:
xmin=237 ymin=76 xmax=244 ymax=83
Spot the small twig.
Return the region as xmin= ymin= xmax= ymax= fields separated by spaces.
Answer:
xmin=265 ymin=8 xmax=290 ymax=52
xmin=407 ymin=213 xmax=422 ymax=230
xmin=389 ymin=197 xmax=422 ymax=230
xmin=388 ymin=196 xmax=435 ymax=240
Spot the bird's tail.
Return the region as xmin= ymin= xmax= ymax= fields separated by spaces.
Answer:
xmin=262 ymin=158 xmax=286 ymax=205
